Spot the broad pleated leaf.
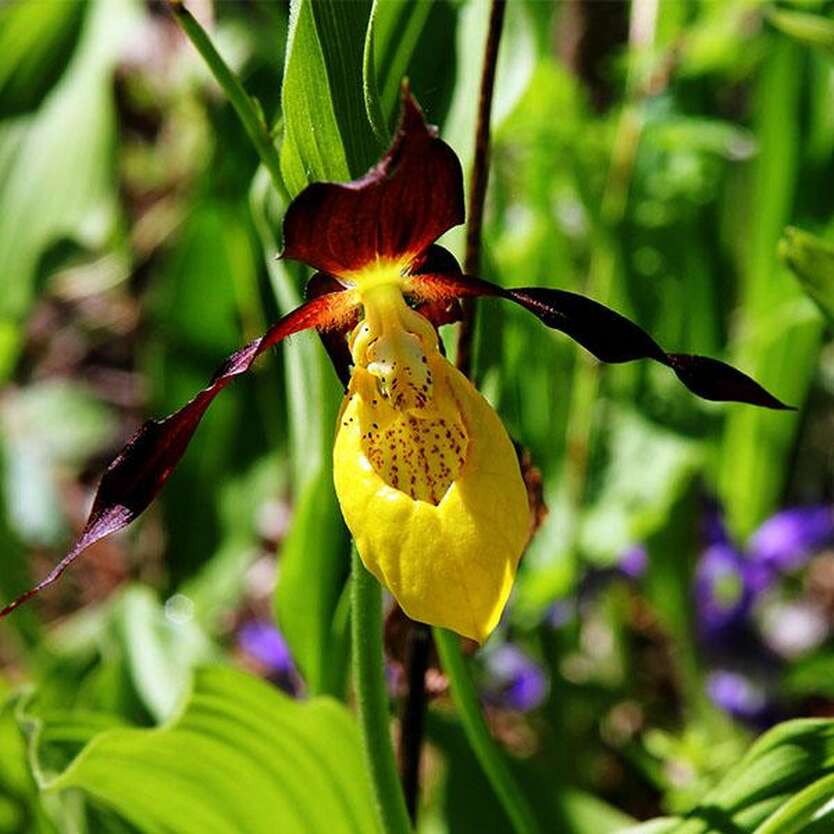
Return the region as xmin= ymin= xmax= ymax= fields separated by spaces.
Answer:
xmin=31 ymin=665 xmax=380 ymax=834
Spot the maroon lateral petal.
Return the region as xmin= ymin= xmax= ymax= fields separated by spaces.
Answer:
xmin=0 ymin=291 xmax=356 ymax=620
xmin=281 ymin=89 xmax=464 ymax=277
xmin=409 ymin=245 xmax=464 ymax=329
xmin=305 ymin=273 xmax=358 ymax=387
xmin=410 ymin=244 xmax=463 ymax=278
xmin=406 ymin=273 xmax=792 ymax=410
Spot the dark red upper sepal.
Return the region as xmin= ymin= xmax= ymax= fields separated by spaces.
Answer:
xmin=281 ymin=89 xmax=464 ymax=277
xmin=0 ymin=291 xmax=357 ymax=619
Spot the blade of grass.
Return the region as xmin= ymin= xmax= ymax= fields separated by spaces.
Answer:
xmin=718 ymin=39 xmax=823 ymax=539
xmin=433 ymin=627 xmax=541 ymax=834
xmin=168 ymin=1 xmax=287 ymax=202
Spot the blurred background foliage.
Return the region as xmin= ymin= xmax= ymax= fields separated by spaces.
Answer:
xmin=3 ymin=0 xmax=834 ymax=832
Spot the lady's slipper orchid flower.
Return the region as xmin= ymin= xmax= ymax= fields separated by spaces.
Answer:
xmin=0 ymin=90 xmax=790 ymax=642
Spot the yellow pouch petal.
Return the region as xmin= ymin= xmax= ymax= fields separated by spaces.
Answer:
xmin=334 ymin=350 xmax=528 ymax=643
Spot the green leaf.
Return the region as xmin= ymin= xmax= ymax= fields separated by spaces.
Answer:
xmin=1 ymin=381 xmax=116 ymax=547
xmin=27 ymin=665 xmax=380 ymax=834
xmin=766 ymin=7 xmax=834 ymax=55
xmin=579 ymin=409 xmax=702 ymax=564
xmin=784 ymin=648 xmax=834 ymax=700
xmin=0 ymin=0 xmax=137 ymax=371
xmin=112 ymin=588 xmax=216 ymax=724
xmin=752 ymin=772 xmax=834 ymax=834
xmin=365 ymin=0 xmax=434 ymax=130
xmin=0 ymin=0 xmax=85 ymax=118
xmin=618 ymin=719 xmax=834 ymax=834
xmin=718 ymin=41 xmax=823 ymax=540
xmin=250 ymin=170 xmax=350 ymax=698
xmin=0 ymin=694 xmax=57 ymax=834
xmin=145 ymin=202 xmax=264 ymax=583
xmin=280 ymin=0 xmax=381 ymax=196
xmin=275 ymin=473 xmax=351 ymax=698
xmin=429 ymin=712 xmax=632 ymax=834
xmin=780 ymin=226 xmax=834 ymax=324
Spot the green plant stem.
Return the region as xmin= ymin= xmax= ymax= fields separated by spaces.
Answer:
xmin=351 ymin=548 xmax=413 ymax=834
xmin=433 ymin=628 xmax=541 ymax=834
xmin=168 ymin=1 xmax=288 ymax=202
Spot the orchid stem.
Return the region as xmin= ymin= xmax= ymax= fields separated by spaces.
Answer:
xmin=399 ymin=622 xmax=431 ymax=821
xmin=351 ymin=548 xmax=413 ymax=834
xmin=433 ymin=628 xmax=541 ymax=834
xmin=457 ymin=0 xmax=507 ymax=379
xmin=168 ymin=1 xmax=289 ymax=203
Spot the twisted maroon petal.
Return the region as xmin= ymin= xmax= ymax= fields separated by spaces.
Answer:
xmin=281 ymin=89 xmax=464 ymax=277
xmin=407 ymin=273 xmax=792 ymax=410
xmin=305 ymin=273 xmax=359 ymax=387
xmin=0 ymin=291 xmax=357 ymax=619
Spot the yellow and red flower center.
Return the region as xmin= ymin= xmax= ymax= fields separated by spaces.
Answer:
xmin=346 ymin=281 xmax=468 ymax=504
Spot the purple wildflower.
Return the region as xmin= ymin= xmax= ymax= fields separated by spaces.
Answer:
xmin=748 ymin=505 xmax=834 ymax=573
xmin=706 ymin=669 xmax=769 ymax=723
xmin=238 ymin=621 xmax=295 ymax=676
xmin=618 ymin=545 xmax=647 ymax=579
xmin=694 ymin=543 xmax=766 ymax=635
xmin=483 ymin=645 xmax=549 ymax=712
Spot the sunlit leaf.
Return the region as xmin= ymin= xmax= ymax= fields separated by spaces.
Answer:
xmin=579 ymin=409 xmax=702 ymax=563
xmin=780 ymin=226 xmax=834 ymax=324
xmin=280 ymin=0 xmax=381 ymax=197
xmin=718 ymin=42 xmax=823 ymax=540
xmin=25 ymin=665 xmax=380 ymax=834
xmin=112 ymin=588 xmax=216 ymax=724
xmin=0 ymin=0 xmax=137 ymax=373
xmin=0 ymin=694 xmax=56 ymax=834
xmin=0 ymin=0 xmax=85 ymax=118
xmin=752 ymin=772 xmax=834 ymax=834
xmin=620 ymin=719 xmax=834 ymax=834
xmin=766 ymin=7 xmax=834 ymax=56
xmin=365 ymin=0 xmax=432 ymax=129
